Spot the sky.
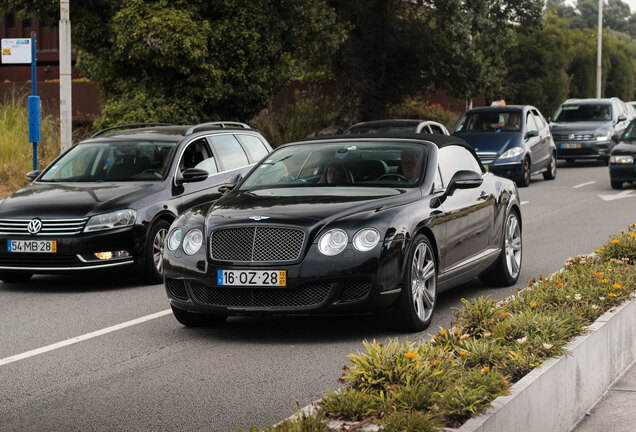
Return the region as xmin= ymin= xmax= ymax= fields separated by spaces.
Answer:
xmin=566 ymin=0 xmax=636 ymax=13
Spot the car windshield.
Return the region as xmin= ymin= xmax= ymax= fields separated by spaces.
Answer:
xmin=240 ymin=142 xmax=428 ymax=190
xmin=553 ymin=104 xmax=612 ymax=122
xmin=40 ymin=140 xmax=179 ymax=182
xmin=346 ymin=124 xmax=418 ymax=134
xmin=454 ymin=111 xmax=522 ymax=133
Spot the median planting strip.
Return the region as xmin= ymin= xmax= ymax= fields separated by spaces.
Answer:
xmin=243 ymin=225 xmax=636 ymax=432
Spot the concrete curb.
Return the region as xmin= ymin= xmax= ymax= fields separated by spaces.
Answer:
xmin=452 ymin=294 xmax=636 ymax=432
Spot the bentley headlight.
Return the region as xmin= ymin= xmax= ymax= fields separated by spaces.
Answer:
xmin=610 ymin=155 xmax=634 ymax=164
xmin=84 ymin=209 xmax=136 ymax=232
xmin=183 ymin=229 xmax=203 ymax=255
xmin=499 ymin=147 xmax=524 ymax=159
xmin=167 ymin=228 xmax=182 ymax=251
xmin=318 ymin=229 xmax=348 ymax=256
xmin=353 ymin=228 xmax=380 ymax=252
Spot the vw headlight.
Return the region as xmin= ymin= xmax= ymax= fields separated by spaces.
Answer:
xmin=610 ymin=155 xmax=634 ymax=164
xmin=353 ymin=228 xmax=380 ymax=252
xmin=183 ymin=229 xmax=203 ymax=255
xmin=167 ymin=228 xmax=182 ymax=251
xmin=499 ymin=147 xmax=524 ymax=159
xmin=318 ymin=229 xmax=348 ymax=256
xmin=84 ymin=209 xmax=136 ymax=232
xmin=596 ymin=132 xmax=612 ymax=142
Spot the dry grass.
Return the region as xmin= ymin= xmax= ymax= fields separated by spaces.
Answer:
xmin=0 ymin=91 xmax=60 ymax=199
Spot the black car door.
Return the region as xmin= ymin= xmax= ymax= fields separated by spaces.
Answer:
xmin=173 ymin=137 xmax=227 ymax=214
xmin=437 ymin=145 xmax=495 ymax=275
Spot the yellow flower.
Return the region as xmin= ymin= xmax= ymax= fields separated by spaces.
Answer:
xmin=601 ymin=279 xmax=609 ymax=283
xmin=459 ymin=351 xmax=466 ymax=356
xmin=611 ymin=239 xmax=620 ymax=244
xmin=482 ymin=366 xmax=490 ymax=372
xmin=613 ymin=284 xmax=622 ymax=289
xmin=530 ymin=301 xmax=537 ymax=308
xmin=405 ymin=352 xmax=416 ymax=359
xmin=608 ymin=292 xmax=618 ymax=297
xmin=599 ymin=247 xmax=605 ymax=251
xmin=595 ymin=272 xmax=604 ymax=277
xmin=620 ymin=230 xmax=625 ymax=233
xmin=502 ymin=312 xmax=509 ymax=317
xmin=631 ymin=234 xmax=636 ymax=238
xmin=558 ymin=283 xmax=564 ymax=287
xmin=439 ymin=330 xmax=447 ymax=336
xmin=453 ymin=328 xmax=460 ymax=335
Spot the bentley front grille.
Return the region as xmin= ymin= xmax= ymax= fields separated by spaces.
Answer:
xmin=210 ymin=226 xmax=305 ymax=262
xmin=190 ymin=282 xmax=331 ymax=308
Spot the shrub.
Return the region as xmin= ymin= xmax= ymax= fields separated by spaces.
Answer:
xmin=0 ymin=89 xmax=60 ymax=199
xmin=387 ymin=96 xmax=459 ymax=130
xmin=251 ymin=88 xmax=341 ymax=148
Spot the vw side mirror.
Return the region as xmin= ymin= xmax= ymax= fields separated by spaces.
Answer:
xmin=176 ymin=168 xmax=209 ymax=185
xmin=611 ymin=134 xmax=620 ymax=144
xmin=26 ymin=170 xmax=40 ymax=181
xmin=218 ymin=173 xmax=242 ymax=194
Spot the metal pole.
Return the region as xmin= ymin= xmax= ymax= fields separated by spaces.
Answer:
xmin=596 ymin=0 xmax=603 ymax=99
xmin=59 ymin=0 xmax=72 ymax=152
xmin=31 ymin=32 xmax=37 ymax=170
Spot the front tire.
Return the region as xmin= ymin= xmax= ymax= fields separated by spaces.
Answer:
xmin=171 ymin=305 xmax=227 ymax=327
xmin=0 ymin=272 xmax=33 ymax=283
xmin=391 ymin=234 xmax=437 ymax=331
xmin=143 ymin=219 xmax=171 ymax=284
xmin=517 ymin=158 xmax=531 ymax=187
xmin=543 ymin=152 xmax=557 ymax=180
xmin=481 ymin=210 xmax=522 ymax=287
xmin=611 ymin=179 xmax=623 ymax=189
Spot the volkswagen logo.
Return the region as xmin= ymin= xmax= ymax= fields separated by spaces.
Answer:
xmin=27 ymin=218 xmax=42 ymax=235
xmin=569 ymin=134 xmax=575 ymax=140
xmin=249 ymin=216 xmax=269 ymax=221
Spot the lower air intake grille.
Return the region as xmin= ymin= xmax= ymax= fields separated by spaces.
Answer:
xmin=190 ymin=282 xmax=332 ymax=308
xmin=340 ymin=281 xmax=371 ymax=302
xmin=166 ymin=279 xmax=188 ymax=300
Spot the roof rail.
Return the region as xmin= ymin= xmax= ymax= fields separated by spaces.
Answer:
xmin=91 ymin=123 xmax=174 ymax=138
xmin=184 ymin=121 xmax=250 ymax=135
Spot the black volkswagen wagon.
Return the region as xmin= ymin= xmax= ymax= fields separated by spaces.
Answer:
xmin=0 ymin=122 xmax=272 ymax=283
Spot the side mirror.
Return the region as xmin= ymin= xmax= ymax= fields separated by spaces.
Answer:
xmin=617 ymin=115 xmax=627 ymax=123
xmin=218 ymin=173 xmax=242 ymax=194
xmin=525 ymin=130 xmax=539 ymax=140
xmin=447 ymin=170 xmax=483 ymax=196
xmin=26 ymin=170 xmax=40 ymax=181
xmin=176 ymin=168 xmax=209 ymax=185
xmin=546 ymin=116 xmax=552 ymax=123
xmin=611 ymin=134 xmax=620 ymax=143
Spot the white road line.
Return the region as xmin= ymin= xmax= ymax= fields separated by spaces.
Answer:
xmin=521 ymin=201 xmax=529 ymax=206
xmin=0 ymin=309 xmax=172 ymax=367
xmin=573 ymin=181 xmax=597 ymax=189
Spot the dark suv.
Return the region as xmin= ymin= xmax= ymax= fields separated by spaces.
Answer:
xmin=0 ymin=122 xmax=272 ymax=284
xmin=550 ymin=98 xmax=630 ymax=163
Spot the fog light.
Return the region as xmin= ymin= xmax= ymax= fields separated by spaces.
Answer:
xmin=94 ymin=250 xmax=130 ymax=260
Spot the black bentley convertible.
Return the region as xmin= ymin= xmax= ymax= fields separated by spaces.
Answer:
xmin=163 ymin=134 xmax=522 ymax=331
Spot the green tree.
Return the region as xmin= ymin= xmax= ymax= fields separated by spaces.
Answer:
xmin=0 ymin=0 xmax=346 ymax=126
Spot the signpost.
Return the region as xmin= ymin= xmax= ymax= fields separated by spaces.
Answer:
xmin=1 ymin=34 xmax=40 ymax=171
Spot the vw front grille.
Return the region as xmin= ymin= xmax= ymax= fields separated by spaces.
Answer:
xmin=0 ymin=218 xmax=88 ymax=236
xmin=210 ymin=226 xmax=305 ymax=262
xmin=552 ymin=133 xmax=594 ymax=141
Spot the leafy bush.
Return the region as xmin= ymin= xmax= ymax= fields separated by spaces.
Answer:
xmin=248 ymin=226 xmax=636 ymax=431
xmin=0 ymin=89 xmax=60 ymax=199
xmin=251 ymin=88 xmax=341 ymax=148
xmin=387 ymin=96 xmax=459 ymax=130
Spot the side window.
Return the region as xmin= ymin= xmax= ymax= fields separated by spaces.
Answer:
xmin=237 ymin=134 xmax=269 ymax=161
xmin=179 ymin=139 xmax=215 ymax=173
xmin=531 ymin=110 xmax=546 ymax=128
xmin=437 ymin=146 xmax=481 ymax=186
xmin=209 ymin=134 xmax=250 ymax=171
xmin=430 ymin=124 xmax=445 ymax=135
xmin=526 ymin=112 xmax=538 ymax=132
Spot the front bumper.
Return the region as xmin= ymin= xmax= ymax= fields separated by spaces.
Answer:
xmin=486 ymin=162 xmax=523 ymax=182
xmin=164 ymin=240 xmax=406 ymax=315
xmin=555 ymin=140 xmax=611 ymax=160
xmin=0 ymin=226 xmax=143 ymax=273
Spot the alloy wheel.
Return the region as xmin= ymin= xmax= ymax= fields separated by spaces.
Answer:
xmin=411 ymin=242 xmax=436 ymax=322
xmin=550 ymin=153 xmax=557 ymax=177
xmin=153 ymin=227 xmax=167 ymax=274
xmin=504 ymin=213 xmax=522 ymax=279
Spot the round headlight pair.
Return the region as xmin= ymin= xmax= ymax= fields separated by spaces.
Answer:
xmin=167 ymin=228 xmax=203 ymax=255
xmin=317 ymin=228 xmax=380 ymax=256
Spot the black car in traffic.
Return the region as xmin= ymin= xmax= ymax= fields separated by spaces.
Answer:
xmin=609 ymin=119 xmax=636 ymax=189
xmin=163 ymin=134 xmax=522 ymax=331
xmin=0 ymin=122 xmax=272 ymax=283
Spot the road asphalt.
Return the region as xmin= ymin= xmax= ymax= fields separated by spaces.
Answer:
xmin=1 ymin=160 xmax=636 ymax=431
